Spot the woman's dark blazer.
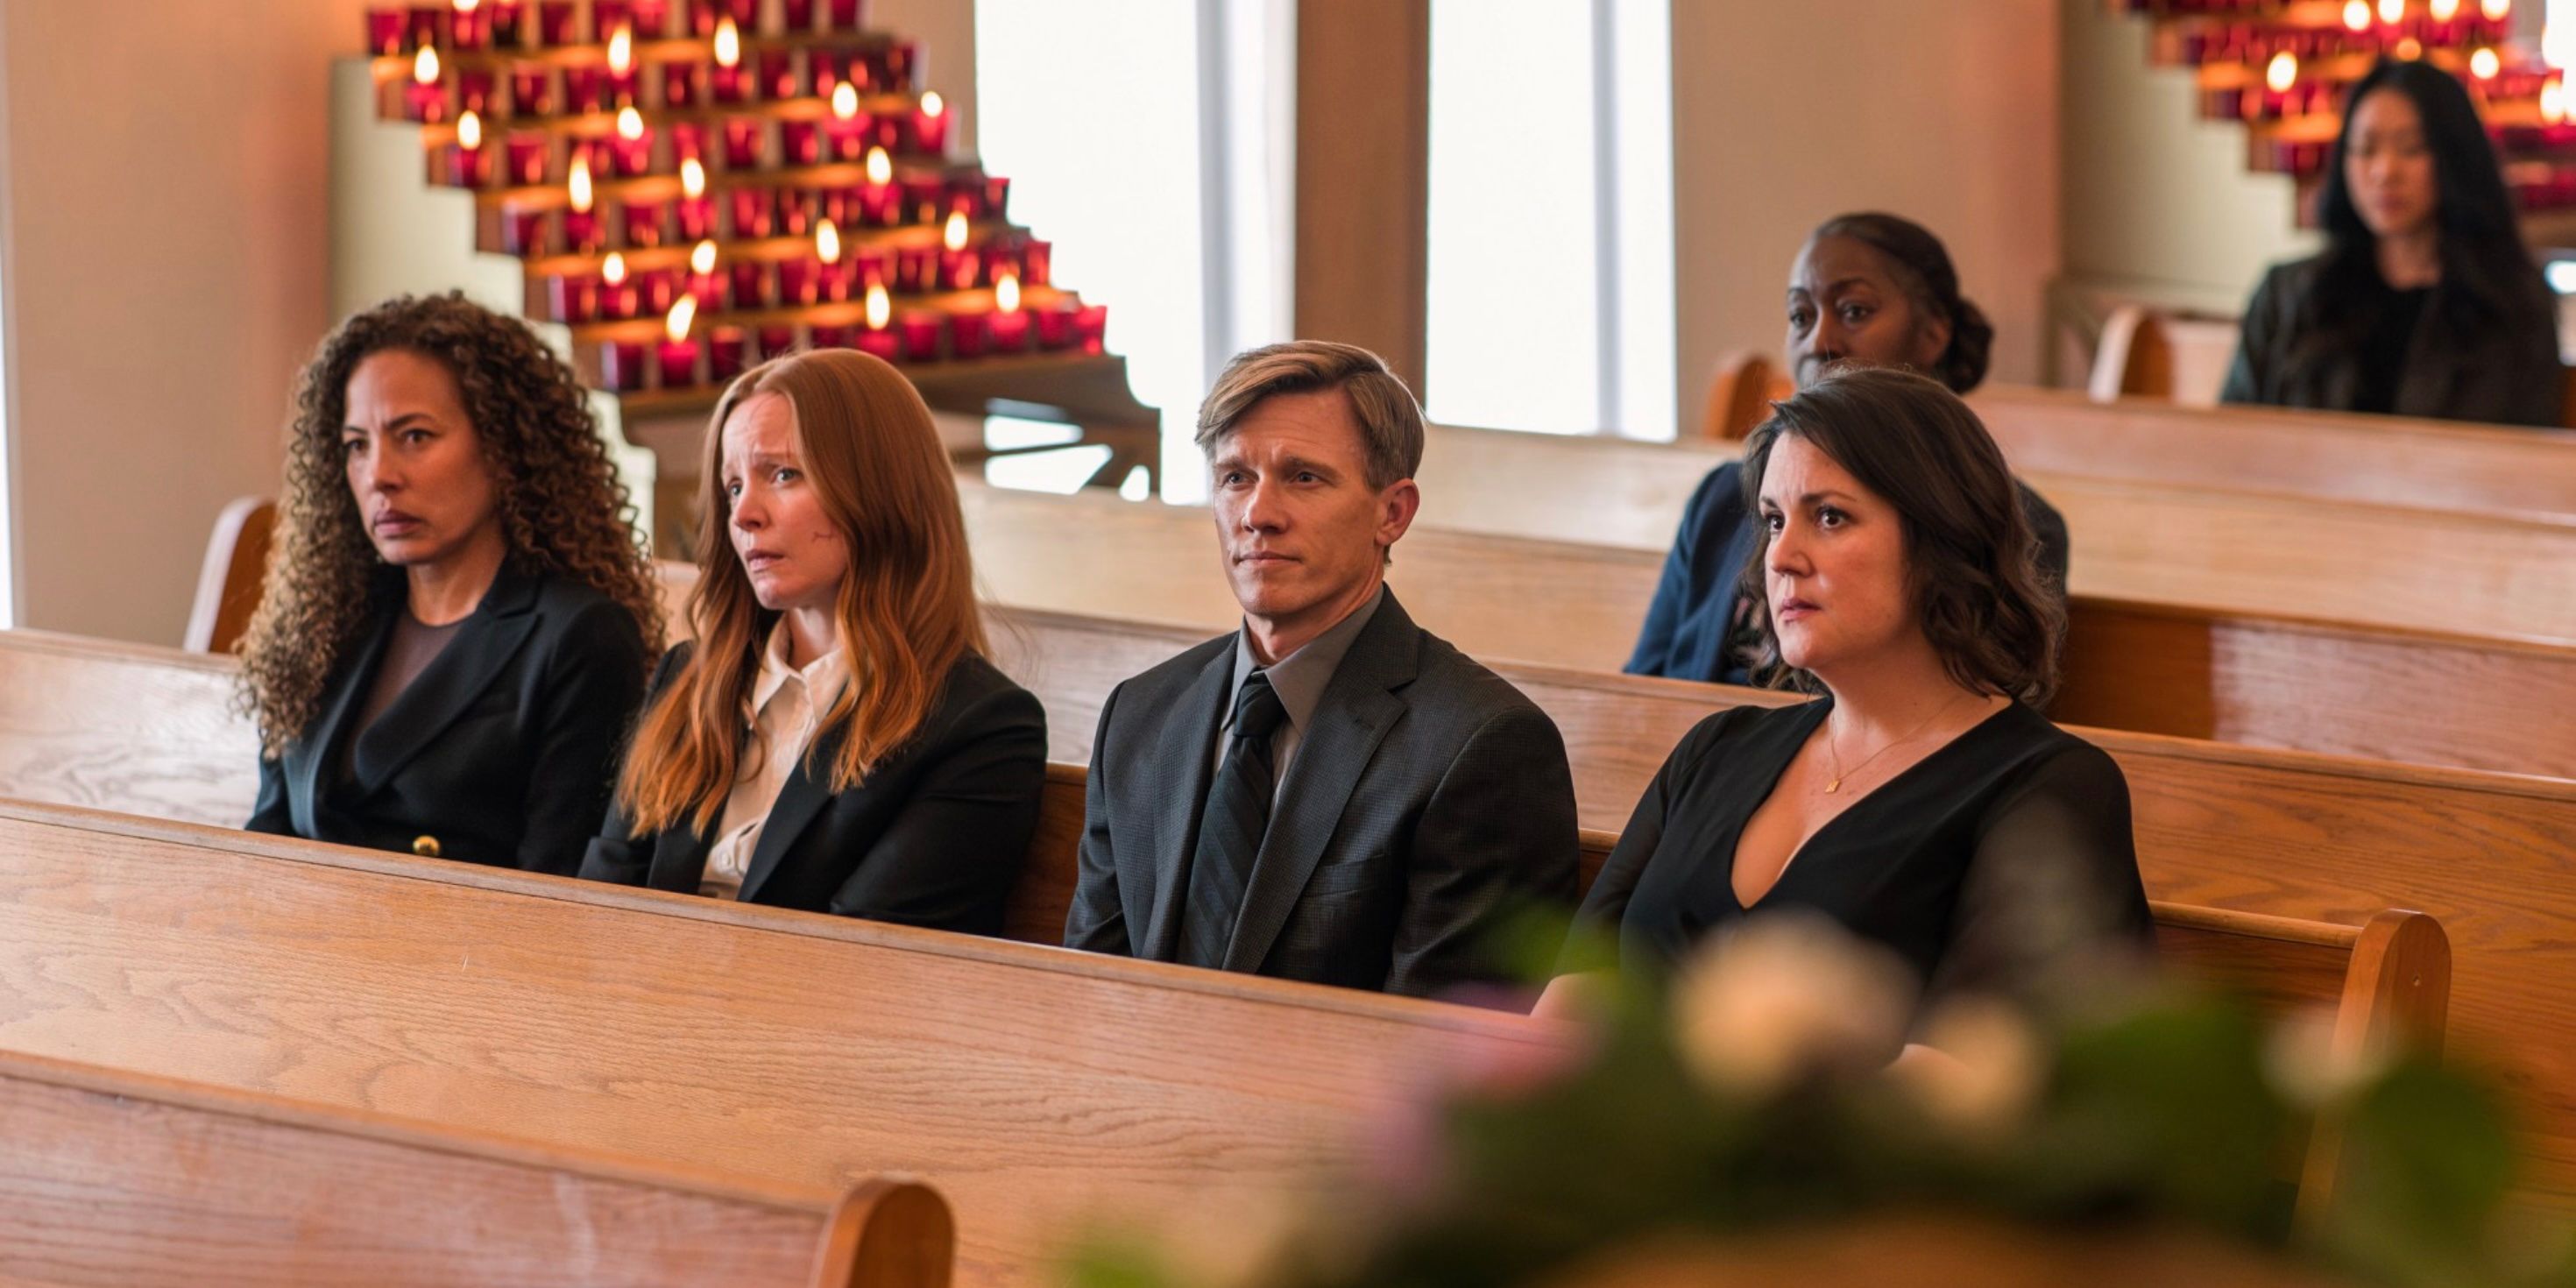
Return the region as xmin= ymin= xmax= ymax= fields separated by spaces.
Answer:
xmin=578 ymin=641 xmax=1048 ymax=936
xmin=2220 ymin=254 xmax=2564 ymax=428
xmin=245 ymin=566 xmax=650 ymax=875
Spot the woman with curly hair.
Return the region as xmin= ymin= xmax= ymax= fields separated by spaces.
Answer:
xmin=580 ymin=350 xmax=1044 ymax=932
xmin=241 ymin=293 xmax=663 ymax=874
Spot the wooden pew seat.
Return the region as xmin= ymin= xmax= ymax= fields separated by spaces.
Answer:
xmin=0 ymin=1047 xmax=952 ymax=1288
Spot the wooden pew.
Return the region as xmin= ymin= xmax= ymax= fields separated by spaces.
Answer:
xmin=959 ymin=478 xmax=2576 ymax=777
xmin=0 ymin=624 xmax=2545 ymax=1206
xmin=0 ymin=1048 xmax=951 ymax=1288
xmin=0 ymin=796 xmax=1557 ymax=1288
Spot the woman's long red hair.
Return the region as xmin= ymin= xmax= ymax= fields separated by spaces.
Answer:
xmin=615 ymin=350 xmax=985 ymax=835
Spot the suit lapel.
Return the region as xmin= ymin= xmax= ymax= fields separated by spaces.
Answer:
xmin=290 ymin=607 xmax=398 ymax=829
xmin=1136 ymin=642 xmax=1235 ymax=961
xmin=1221 ymin=594 xmax=1419 ymax=974
xmin=737 ymin=724 xmax=844 ymax=903
xmin=350 ymin=570 xmax=541 ymax=795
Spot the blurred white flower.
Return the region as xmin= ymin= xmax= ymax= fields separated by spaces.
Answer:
xmin=1670 ymin=914 xmax=1914 ymax=1099
xmin=1899 ymin=997 xmax=2045 ymax=1137
xmin=2262 ymin=1004 xmax=2388 ymax=1108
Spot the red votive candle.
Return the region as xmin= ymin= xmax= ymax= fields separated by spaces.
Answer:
xmin=642 ymin=269 xmax=679 ymax=315
xmin=600 ymin=339 xmax=648 ymax=391
xmin=1020 ymin=239 xmax=1052 ymax=287
xmin=601 ymin=261 xmax=640 ymax=317
xmin=983 ymin=174 xmax=1011 ymax=221
xmin=730 ymin=260 xmax=769 ymax=308
xmin=668 ymin=121 xmax=708 ymax=162
xmin=445 ymin=123 xmax=494 ymax=187
xmin=688 ymin=267 xmax=730 ymax=310
xmin=622 ymin=199 xmax=668 ymax=247
xmin=458 ymin=67 xmax=496 ymax=114
xmin=452 ymin=4 xmax=491 ymax=49
xmin=1073 ymin=303 xmax=1108 ymax=354
xmin=828 ymin=0 xmax=860 ymax=30
xmin=850 ymin=247 xmax=892 ymax=292
xmin=810 ymin=322 xmax=853 ymax=350
xmin=723 ymin=0 xmax=755 ymax=24
xmin=407 ymin=6 xmax=450 ymax=51
xmin=711 ymin=60 xmax=750 ymax=104
xmin=896 ymin=310 xmax=945 ymax=360
xmin=594 ymin=0 xmax=631 ymax=39
xmin=782 ymin=122 xmax=822 ymax=166
xmin=547 ymin=272 xmax=600 ymax=322
xmin=565 ymin=210 xmax=604 ymax=256
xmin=630 ymin=0 xmax=669 ymax=35
xmin=564 ymin=67 xmax=607 ymax=114
xmin=1034 ymin=300 xmax=1078 ymax=350
xmin=856 ymin=323 xmax=898 ymax=361
xmin=490 ymin=0 xmax=527 ymax=46
xmin=895 ymin=244 xmax=938 ymax=294
xmin=611 ymin=112 xmax=655 ymax=175
xmin=710 ymin=325 xmax=750 ymax=381
xmin=981 ymin=240 xmax=1022 ymax=286
xmin=509 ymin=64 xmax=553 ymax=116
xmin=948 ymin=308 xmax=990 ymax=360
xmin=720 ymin=117 xmax=764 ymax=168
xmin=506 ymin=131 xmax=555 ymax=184
xmin=366 ymin=7 xmax=405 ymax=55
xmin=909 ymin=94 xmax=950 ymax=157
xmin=857 ymin=180 xmax=900 ymax=227
xmin=406 ymin=49 xmax=449 ymax=122
xmin=728 ymin=188 xmax=775 ymax=237
xmin=758 ymin=48 xmax=797 ymax=100
xmin=500 ymin=205 xmax=547 ymax=255
xmin=783 ymin=0 xmax=817 ymax=30
xmin=538 ymin=0 xmax=577 ymax=43
xmin=779 ymin=192 xmax=813 ymax=237
xmin=657 ymin=335 xmax=700 ymax=389
xmin=778 ymin=258 xmax=819 ymax=306
xmin=810 ymin=49 xmax=847 ymax=96
xmin=676 ymin=193 xmax=714 ymax=240
xmin=898 ymin=176 xmax=944 ymax=225
xmin=886 ymin=39 xmax=916 ymax=87
xmin=662 ymin=61 xmax=701 ymax=109
xmin=987 ymin=305 xmax=1030 ymax=354
xmin=685 ymin=0 xmax=720 ymax=35
xmin=758 ymin=325 xmax=798 ymax=359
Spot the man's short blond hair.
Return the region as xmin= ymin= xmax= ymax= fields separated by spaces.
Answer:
xmin=1193 ymin=341 xmax=1426 ymax=490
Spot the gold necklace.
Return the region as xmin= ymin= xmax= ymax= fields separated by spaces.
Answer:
xmin=1822 ymin=693 xmax=1973 ymax=795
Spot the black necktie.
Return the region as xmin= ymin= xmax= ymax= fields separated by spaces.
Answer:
xmin=1177 ymin=670 xmax=1288 ymax=969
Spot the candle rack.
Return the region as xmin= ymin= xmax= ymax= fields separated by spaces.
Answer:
xmin=356 ymin=0 xmax=1157 ymax=503
xmin=2109 ymin=0 xmax=2576 ymax=230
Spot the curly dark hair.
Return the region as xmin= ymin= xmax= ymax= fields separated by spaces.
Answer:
xmin=237 ymin=293 xmax=665 ymax=755
xmin=1733 ymin=367 xmax=2063 ymax=705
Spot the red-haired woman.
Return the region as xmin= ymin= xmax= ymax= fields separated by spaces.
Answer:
xmin=581 ymin=350 xmax=1045 ymax=933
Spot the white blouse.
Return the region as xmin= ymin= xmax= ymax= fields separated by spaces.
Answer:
xmin=699 ymin=619 xmax=851 ymax=901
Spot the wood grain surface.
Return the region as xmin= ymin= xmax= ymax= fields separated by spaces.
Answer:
xmin=0 ymin=799 xmax=1554 ymax=1288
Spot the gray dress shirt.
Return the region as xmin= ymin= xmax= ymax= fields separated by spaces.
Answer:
xmin=1214 ymin=585 xmax=1386 ymax=789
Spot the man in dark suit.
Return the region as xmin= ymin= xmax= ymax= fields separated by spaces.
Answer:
xmin=1065 ymin=340 xmax=1578 ymax=998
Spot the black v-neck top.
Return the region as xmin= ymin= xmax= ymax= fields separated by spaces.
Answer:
xmin=1575 ymin=698 xmax=2152 ymax=1001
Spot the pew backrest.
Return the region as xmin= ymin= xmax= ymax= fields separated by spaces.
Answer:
xmin=185 ymin=497 xmax=275 ymax=655
xmin=0 ymin=1046 xmax=952 ymax=1288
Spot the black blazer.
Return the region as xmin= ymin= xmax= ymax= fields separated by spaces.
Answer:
xmin=1065 ymin=589 xmax=1579 ymax=998
xmin=2221 ymin=254 xmax=2565 ymax=427
xmin=245 ymin=567 xmax=650 ymax=875
xmin=579 ymin=642 xmax=1046 ymax=935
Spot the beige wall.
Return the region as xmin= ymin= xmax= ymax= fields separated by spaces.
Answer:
xmin=1669 ymin=0 xmax=2063 ymax=420
xmin=2057 ymin=0 xmax=2316 ymax=314
xmin=0 ymin=0 xmax=974 ymax=647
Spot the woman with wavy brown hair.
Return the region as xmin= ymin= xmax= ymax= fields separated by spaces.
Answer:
xmin=1550 ymin=368 xmax=2148 ymax=1018
xmin=581 ymin=350 xmax=1044 ymax=933
xmin=242 ymin=293 xmax=662 ymax=874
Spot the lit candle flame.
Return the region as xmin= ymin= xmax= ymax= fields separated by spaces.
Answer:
xmin=568 ymin=153 xmax=594 ymax=212
xmin=832 ymin=81 xmax=860 ymax=121
xmin=995 ymin=271 xmax=1021 ymax=314
xmin=2265 ymin=51 xmax=2297 ymax=93
xmin=2431 ymin=0 xmax=2460 ymax=18
xmin=691 ymin=238 xmax=718 ymax=275
xmin=414 ymin=45 xmax=442 ymax=85
xmin=2484 ymin=0 xmax=2510 ymax=17
xmin=454 ymin=0 xmax=480 ymax=11
xmin=921 ymin=90 xmax=945 ymax=119
xmin=714 ymin=17 xmax=741 ymax=67
xmin=456 ymin=110 xmax=483 ymax=151
xmin=2545 ymin=78 xmax=2568 ymax=124
xmin=816 ymin=219 xmax=842 ymax=264
xmin=865 ymin=147 xmax=892 ymax=186
xmin=604 ymin=251 xmax=629 ymax=286
xmin=866 ymin=282 xmax=890 ymax=330
xmin=607 ymin=24 xmax=633 ymax=75
xmin=2380 ymin=0 xmax=2404 ymax=21
xmin=2344 ymin=0 xmax=2371 ymax=29
xmin=2396 ymin=35 xmax=2424 ymax=58
xmin=680 ymin=156 xmax=706 ymax=199
xmin=617 ymin=106 xmax=645 ymax=141
xmin=943 ymin=210 xmax=967 ymax=251
xmin=665 ymin=295 xmax=697 ymax=343
xmin=2471 ymin=45 xmax=2502 ymax=78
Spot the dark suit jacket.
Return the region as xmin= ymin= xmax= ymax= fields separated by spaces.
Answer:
xmin=2220 ymin=254 xmax=2564 ymax=428
xmin=1624 ymin=461 xmax=2070 ymax=686
xmin=245 ymin=567 xmax=650 ymax=875
xmin=1065 ymin=589 xmax=1579 ymax=997
xmin=579 ymin=642 xmax=1046 ymax=935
